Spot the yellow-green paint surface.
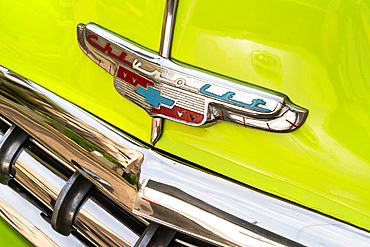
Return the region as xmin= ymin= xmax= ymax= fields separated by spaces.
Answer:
xmin=0 ymin=0 xmax=166 ymax=142
xmin=0 ymin=217 xmax=30 ymax=246
xmin=0 ymin=0 xmax=369 ymax=237
xmin=159 ymin=0 xmax=370 ymax=231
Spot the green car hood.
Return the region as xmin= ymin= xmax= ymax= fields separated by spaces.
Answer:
xmin=162 ymin=0 xmax=370 ymax=231
xmin=0 ymin=0 xmax=369 ymax=235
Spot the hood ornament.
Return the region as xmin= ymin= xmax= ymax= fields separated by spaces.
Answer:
xmin=77 ymin=23 xmax=308 ymax=144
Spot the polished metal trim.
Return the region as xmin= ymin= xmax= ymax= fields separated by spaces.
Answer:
xmin=13 ymin=147 xmax=139 ymax=246
xmin=0 ymin=145 xmax=88 ymax=247
xmin=159 ymin=0 xmax=179 ymax=58
xmin=153 ymin=0 xmax=179 ymax=144
xmin=76 ymin=199 xmax=138 ymax=247
xmin=14 ymin=151 xmax=62 ymax=210
xmin=0 ymin=66 xmax=369 ymax=247
xmin=0 ymin=196 xmax=59 ymax=247
xmin=150 ymin=118 xmax=163 ymax=145
xmin=77 ymin=23 xmax=308 ymax=137
xmin=0 ymin=66 xmax=143 ymax=213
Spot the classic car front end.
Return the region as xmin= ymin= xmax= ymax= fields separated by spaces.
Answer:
xmin=0 ymin=0 xmax=370 ymax=246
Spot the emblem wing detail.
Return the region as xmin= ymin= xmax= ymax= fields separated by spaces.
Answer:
xmin=77 ymin=23 xmax=308 ymax=132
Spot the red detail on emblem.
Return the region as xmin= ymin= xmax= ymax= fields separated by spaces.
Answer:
xmin=137 ymin=211 xmax=150 ymax=216
xmin=267 ymin=123 xmax=272 ymax=132
xmin=243 ymin=117 xmax=246 ymax=127
xmin=152 ymin=105 xmax=203 ymax=124
xmin=286 ymin=119 xmax=298 ymax=128
xmin=87 ymin=34 xmax=132 ymax=67
xmin=142 ymin=197 xmax=157 ymax=205
xmin=117 ymin=66 xmax=154 ymax=88
xmin=221 ymin=110 xmax=225 ymax=121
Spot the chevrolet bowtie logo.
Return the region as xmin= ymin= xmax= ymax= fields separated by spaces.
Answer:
xmin=135 ymin=86 xmax=175 ymax=108
xmin=78 ymin=23 xmax=308 ymax=145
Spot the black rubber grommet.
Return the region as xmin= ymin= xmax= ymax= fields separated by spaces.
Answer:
xmin=51 ymin=172 xmax=93 ymax=236
xmin=0 ymin=125 xmax=28 ymax=184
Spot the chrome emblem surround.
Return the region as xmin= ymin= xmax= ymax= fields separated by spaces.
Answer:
xmin=77 ymin=23 xmax=308 ymax=133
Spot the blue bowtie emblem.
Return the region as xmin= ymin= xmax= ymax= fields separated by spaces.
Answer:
xmin=135 ymin=86 xmax=175 ymax=108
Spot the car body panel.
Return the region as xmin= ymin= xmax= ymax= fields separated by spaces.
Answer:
xmin=0 ymin=0 xmax=370 ymax=243
xmin=158 ymin=0 xmax=370 ymax=230
xmin=0 ymin=217 xmax=30 ymax=246
xmin=0 ymin=0 xmax=167 ymax=142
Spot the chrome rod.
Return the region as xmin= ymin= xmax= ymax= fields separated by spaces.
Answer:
xmin=15 ymin=150 xmax=64 ymax=206
xmin=150 ymin=118 xmax=163 ymax=145
xmin=151 ymin=0 xmax=180 ymax=145
xmin=159 ymin=0 xmax=179 ymax=58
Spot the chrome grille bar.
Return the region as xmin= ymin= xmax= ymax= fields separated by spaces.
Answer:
xmin=0 ymin=65 xmax=370 ymax=247
xmin=0 ymin=122 xmax=144 ymax=246
xmin=0 ymin=185 xmax=82 ymax=247
xmin=0 ymin=117 xmax=187 ymax=247
xmin=0 ymin=133 xmax=92 ymax=246
xmin=17 ymin=142 xmax=144 ymax=246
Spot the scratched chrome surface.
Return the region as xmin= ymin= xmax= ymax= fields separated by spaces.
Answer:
xmin=77 ymin=23 xmax=307 ymax=132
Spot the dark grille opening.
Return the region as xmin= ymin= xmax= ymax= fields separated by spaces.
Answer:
xmin=25 ymin=143 xmax=73 ymax=180
xmin=90 ymin=189 xmax=147 ymax=236
xmin=7 ymin=179 xmax=95 ymax=247
xmin=8 ymin=178 xmax=52 ymax=216
xmin=0 ymin=115 xmax=11 ymax=134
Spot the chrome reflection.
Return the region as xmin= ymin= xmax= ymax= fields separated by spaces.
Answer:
xmin=0 ymin=184 xmax=87 ymax=247
xmin=150 ymin=118 xmax=163 ymax=145
xmin=0 ymin=196 xmax=57 ymax=247
xmin=135 ymin=180 xmax=288 ymax=247
xmin=13 ymin=147 xmax=140 ymax=246
xmin=136 ymin=157 xmax=370 ymax=247
xmin=77 ymin=199 xmax=139 ymax=247
xmin=0 ymin=66 xmax=142 ymax=211
xmin=0 ymin=66 xmax=369 ymax=247
xmin=16 ymin=148 xmax=140 ymax=246
xmin=14 ymin=149 xmax=65 ymax=208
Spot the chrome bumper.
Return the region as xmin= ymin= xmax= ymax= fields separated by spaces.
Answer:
xmin=0 ymin=65 xmax=369 ymax=247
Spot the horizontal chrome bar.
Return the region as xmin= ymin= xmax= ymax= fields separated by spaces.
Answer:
xmin=15 ymin=148 xmax=64 ymax=209
xmin=0 ymin=187 xmax=71 ymax=247
xmin=13 ymin=146 xmax=140 ymax=247
xmin=0 ymin=135 xmax=87 ymax=247
xmin=0 ymin=65 xmax=369 ymax=246
xmin=0 ymin=68 xmax=143 ymax=212
xmin=77 ymin=200 xmax=138 ymax=247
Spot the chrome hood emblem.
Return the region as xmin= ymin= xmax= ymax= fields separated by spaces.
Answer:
xmin=77 ymin=23 xmax=308 ymax=140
